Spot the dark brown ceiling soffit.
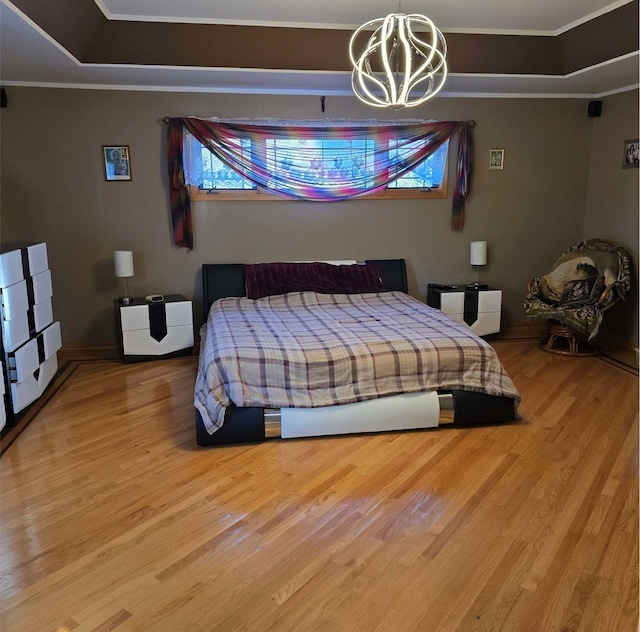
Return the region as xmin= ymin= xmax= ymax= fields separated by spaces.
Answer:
xmin=558 ymin=0 xmax=639 ymax=73
xmin=9 ymin=0 xmax=639 ymax=76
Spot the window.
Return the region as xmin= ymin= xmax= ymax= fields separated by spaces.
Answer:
xmin=191 ymin=135 xmax=449 ymax=201
xmin=200 ymin=138 xmax=255 ymax=191
xmin=265 ymin=138 xmax=376 ymax=192
xmin=387 ymin=140 xmax=448 ymax=191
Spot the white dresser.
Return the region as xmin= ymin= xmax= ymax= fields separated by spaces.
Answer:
xmin=0 ymin=242 xmax=62 ymax=427
xmin=426 ymin=283 xmax=502 ymax=336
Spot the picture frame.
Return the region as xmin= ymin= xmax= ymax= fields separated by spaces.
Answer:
xmin=489 ymin=148 xmax=504 ymax=170
xmin=622 ymin=139 xmax=639 ymax=169
xmin=102 ymin=145 xmax=132 ymax=181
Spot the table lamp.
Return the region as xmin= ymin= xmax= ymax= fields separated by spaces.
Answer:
xmin=469 ymin=241 xmax=487 ymax=288
xmin=114 ymin=250 xmax=134 ymax=305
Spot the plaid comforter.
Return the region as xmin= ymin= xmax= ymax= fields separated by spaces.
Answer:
xmin=195 ymin=291 xmax=520 ymax=434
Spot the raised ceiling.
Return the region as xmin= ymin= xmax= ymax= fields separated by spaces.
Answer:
xmin=0 ymin=0 xmax=638 ymax=98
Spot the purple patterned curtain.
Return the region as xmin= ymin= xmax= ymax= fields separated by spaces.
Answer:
xmin=167 ymin=117 xmax=474 ymax=250
xmin=452 ymin=120 xmax=474 ymax=230
xmin=167 ymin=118 xmax=193 ymax=250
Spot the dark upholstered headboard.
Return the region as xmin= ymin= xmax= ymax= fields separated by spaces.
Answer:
xmin=201 ymin=259 xmax=408 ymax=320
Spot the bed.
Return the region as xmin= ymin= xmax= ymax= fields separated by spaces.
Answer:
xmin=194 ymin=259 xmax=520 ymax=446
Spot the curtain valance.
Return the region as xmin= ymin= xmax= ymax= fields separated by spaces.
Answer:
xmin=166 ymin=117 xmax=474 ymax=250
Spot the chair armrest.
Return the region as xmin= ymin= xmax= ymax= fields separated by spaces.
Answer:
xmin=597 ymin=286 xmax=613 ymax=306
xmin=598 ymin=286 xmax=621 ymax=313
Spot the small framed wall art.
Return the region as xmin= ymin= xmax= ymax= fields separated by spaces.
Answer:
xmin=622 ymin=139 xmax=639 ymax=169
xmin=489 ymin=148 xmax=504 ymax=170
xmin=103 ymin=145 xmax=132 ymax=181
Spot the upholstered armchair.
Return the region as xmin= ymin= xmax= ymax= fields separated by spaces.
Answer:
xmin=524 ymin=239 xmax=631 ymax=356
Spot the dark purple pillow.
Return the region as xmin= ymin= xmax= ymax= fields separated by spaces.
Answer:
xmin=245 ymin=262 xmax=385 ymax=299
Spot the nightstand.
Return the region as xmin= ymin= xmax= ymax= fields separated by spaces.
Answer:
xmin=114 ymin=295 xmax=194 ymax=363
xmin=426 ymin=284 xmax=502 ymax=336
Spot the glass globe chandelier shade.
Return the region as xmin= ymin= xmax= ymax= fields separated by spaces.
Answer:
xmin=349 ymin=12 xmax=448 ymax=109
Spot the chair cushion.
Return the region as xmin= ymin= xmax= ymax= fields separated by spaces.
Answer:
xmin=538 ymin=249 xmax=618 ymax=304
xmin=539 ymin=255 xmax=598 ymax=303
xmin=560 ymin=275 xmax=605 ymax=307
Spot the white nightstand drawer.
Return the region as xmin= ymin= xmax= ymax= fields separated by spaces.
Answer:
xmin=0 ymin=250 xmax=24 ymax=289
xmin=469 ymin=311 xmax=501 ymax=336
xmin=2 ymin=311 xmax=30 ymax=352
xmin=123 ymin=324 xmax=194 ymax=357
xmin=440 ymin=293 xmax=464 ymax=315
xmin=1 ymin=280 xmax=29 ymax=321
xmin=477 ymin=290 xmax=502 ymax=312
xmin=120 ymin=301 xmax=192 ymax=332
xmin=166 ymin=301 xmax=192 ymax=327
xmin=120 ymin=304 xmax=151 ymax=332
xmin=10 ymin=353 xmax=57 ymax=414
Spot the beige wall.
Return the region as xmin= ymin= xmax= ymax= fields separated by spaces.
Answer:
xmin=583 ymin=89 xmax=639 ymax=345
xmin=1 ymin=86 xmax=628 ymax=347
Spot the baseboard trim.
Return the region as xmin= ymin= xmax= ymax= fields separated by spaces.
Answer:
xmin=58 ymin=343 xmax=120 ymax=362
xmin=596 ymin=331 xmax=638 ymax=369
xmin=498 ymin=322 xmax=637 ymax=371
xmin=497 ymin=322 xmax=547 ymax=341
xmin=57 ymin=327 xmax=636 ymax=369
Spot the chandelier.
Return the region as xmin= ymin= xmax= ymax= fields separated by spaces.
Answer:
xmin=349 ymin=10 xmax=448 ymax=109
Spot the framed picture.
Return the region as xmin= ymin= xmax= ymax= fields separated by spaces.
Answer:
xmin=622 ymin=139 xmax=639 ymax=169
xmin=489 ymin=148 xmax=504 ymax=170
xmin=102 ymin=145 xmax=132 ymax=181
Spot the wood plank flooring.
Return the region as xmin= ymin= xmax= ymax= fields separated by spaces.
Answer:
xmin=0 ymin=342 xmax=637 ymax=631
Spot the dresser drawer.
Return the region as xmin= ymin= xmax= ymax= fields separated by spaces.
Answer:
xmin=1 ymin=310 xmax=30 ymax=352
xmin=24 ymin=242 xmax=49 ymax=277
xmin=0 ymin=250 xmax=24 ymax=289
xmin=31 ymin=269 xmax=53 ymax=304
xmin=8 ymin=338 xmax=40 ymax=383
xmin=0 ymin=362 xmax=5 ymax=431
xmin=34 ymin=297 xmax=54 ymax=333
xmin=41 ymin=321 xmax=62 ymax=359
xmin=1 ymin=280 xmax=29 ymax=321
xmin=10 ymin=353 xmax=57 ymax=414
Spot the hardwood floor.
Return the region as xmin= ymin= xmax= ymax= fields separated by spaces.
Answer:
xmin=0 ymin=342 xmax=637 ymax=631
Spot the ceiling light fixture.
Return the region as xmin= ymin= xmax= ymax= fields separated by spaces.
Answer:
xmin=349 ymin=6 xmax=448 ymax=109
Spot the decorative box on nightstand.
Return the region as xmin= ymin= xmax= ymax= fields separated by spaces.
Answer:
xmin=115 ymin=295 xmax=194 ymax=363
xmin=426 ymin=284 xmax=502 ymax=336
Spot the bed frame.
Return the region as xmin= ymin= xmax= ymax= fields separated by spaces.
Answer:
xmin=196 ymin=259 xmax=516 ymax=446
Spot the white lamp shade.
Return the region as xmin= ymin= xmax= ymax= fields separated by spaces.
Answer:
xmin=470 ymin=241 xmax=487 ymax=266
xmin=114 ymin=251 xmax=134 ymax=278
